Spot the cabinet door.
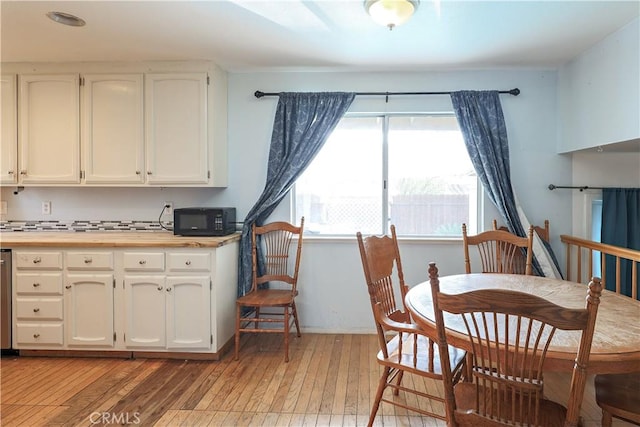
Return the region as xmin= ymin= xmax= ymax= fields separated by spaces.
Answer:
xmin=19 ymin=74 xmax=80 ymax=183
xmin=166 ymin=276 xmax=210 ymax=349
xmin=82 ymin=74 xmax=144 ymax=184
xmin=1 ymin=74 xmax=17 ymax=184
xmin=65 ymin=274 xmax=114 ymax=347
xmin=145 ymin=73 xmax=209 ymax=185
xmin=124 ymin=275 xmax=166 ymax=347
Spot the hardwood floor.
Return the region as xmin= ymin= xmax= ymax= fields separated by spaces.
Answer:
xmin=0 ymin=334 xmax=635 ymax=426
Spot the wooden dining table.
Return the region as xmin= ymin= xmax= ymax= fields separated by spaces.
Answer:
xmin=405 ymin=273 xmax=640 ymax=374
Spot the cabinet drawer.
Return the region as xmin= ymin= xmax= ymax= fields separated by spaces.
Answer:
xmin=167 ymin=252 xmax=211 ymax=272
xmin=16 ymin=273 xmax=63 ymax=294
xmin=123 ymin=252 xmax=165 ymax=271
xmin=66 ymin=252 xmax=113 ymax=270
xmin=15 ymin=251 xmax=62 ymax=270
xmin=15 ymin=323 xmax=64 ymax=345
xmin=16 ymin=297 xmax=64 ymax=320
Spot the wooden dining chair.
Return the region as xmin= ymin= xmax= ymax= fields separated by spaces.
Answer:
xmin=493 ymin=219 xmax=549 ymax=275
xmin=428 ymin=261 xmax=603 ymax=427
xmin=234 ymin=217 xmax=304 ymax=363
xmin=357 ymin=226 xmax=466 ymax=426
xmin=463 ymin=223 xmax=535 ymax=275
xmin=493 ymin=219 xmax=550 ymax=243
xmin=593 ymin=278 xmax=640 ymax=426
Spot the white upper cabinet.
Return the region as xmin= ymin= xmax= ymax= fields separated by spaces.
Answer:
xmin=4 ymin=62 xmax=227 ymax=187
xmin=1 ymin=74 xmax=17 ymax=184
xmin=19 ymin=74 xmax=80 ymax=184
xmin=145 ymin=73 xmax=209 ymax=185
xmin=82 ymin=74 xmax=144 ymax=184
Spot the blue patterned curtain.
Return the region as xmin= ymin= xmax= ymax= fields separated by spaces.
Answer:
xmin=601 ymin=188 xmax=640 ymax=298
xmin=237 ymin=92 xmax=356 ymax=296
xmin=450 ymin=90 xmax=561 ymax=277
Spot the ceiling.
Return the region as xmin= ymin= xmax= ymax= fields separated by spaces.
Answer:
xmin=1 ymin=1 xmax=638 ymax=72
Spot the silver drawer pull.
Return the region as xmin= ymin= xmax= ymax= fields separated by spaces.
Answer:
xmin=32 ymin=283 xmax=40 ymax=288
xmin=33 ymin=257 xmax=42 ymax=264
xmin=33 ymin=333 xmax=40 ymax=338
xmin=166 ymin=287 xmax=172 ymax=292
xmin=185 ymin=260 xmax=191 ymax=266
xmin=157 ymin=286 xmax=163 ymax=291
xmin=20 ymin=170 xmax=27 ymax=175
xmin=139 ymin=260 xmax=146 ymax=265
xmin=65 ymin=285 xmax=72 ymax=289
xmin=33 ymin=308 xmax=40 ymax=313
xmin=84 ymin=257 xmax=93 ymax=264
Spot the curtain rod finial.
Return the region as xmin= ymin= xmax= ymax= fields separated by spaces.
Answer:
xmin=254 ymin=91 xmax=265 ymax=98
xmin=548 ymin=184 xmax=557 ymax=190
xmin=510 ymin=88 xmax=520 ymax=96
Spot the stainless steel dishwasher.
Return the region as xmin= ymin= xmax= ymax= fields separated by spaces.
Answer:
xmin=1 ymin=249 xmax=11 ymax=350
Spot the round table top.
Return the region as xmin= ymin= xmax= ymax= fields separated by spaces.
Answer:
xmin=405 ymin=273 xmax=640 ymax=374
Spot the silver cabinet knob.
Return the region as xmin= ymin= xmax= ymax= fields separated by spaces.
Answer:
xmin=33 ymin=308 xmax=40 ymax=313
xmin=147 ymin=171 xmax=152 ymax=175
xmin=33 ymin=333 xmax=40 ymax=338
xmin=185 ymin=260 xmax=191 ymax=266
xmin=166 ymin=287 xmax=172 ymax=292
xmin=65 ymin=285 xmax=72 ymax=289
xmin=8 ymin=170 xmax=14 ymax=175
xmin=139 ymin=260 xmax=146 ymax=265
xmin=20 ymin=170 xmax=27 ymax=175
xmin=84 ymin=257 xmax=93 ymax=264
xmin=157 ymin=286 xmax=163 ymax=291
xmin=33 ymin=257 xmax=41 ymax=264
xmin=33 ymin=283 xmax=40 ymax=287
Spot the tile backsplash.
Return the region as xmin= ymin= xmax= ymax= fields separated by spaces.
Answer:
xmin=0 ymin=220 xmax=173 ymax=232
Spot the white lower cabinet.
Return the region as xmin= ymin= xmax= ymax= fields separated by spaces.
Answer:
xmin=14 ymin=250 xmax=64 ymax=347
xmin=124 ymin=275 xmax=167 ymax=347
xmin=11 ymin=241 xmax=238 ymax=356
xmin=65 ymin=273 xmax=114 ymax=347
xmin=166 ymin=276 xmax=210 ymax=349
xmin=123 ymin=252 xmax=212 ymax=351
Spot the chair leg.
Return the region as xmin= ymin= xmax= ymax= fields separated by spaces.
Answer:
xmin=234 ymin=304 xmax=241 ymax=361
xmin=284 ymin=305 xmax=290 ymax=363
xmin=601 ymin=410 xmax=613 ymax=427
xmin=369 ymin=366 xmax=390 ymax=427
xmin=394 ymin=371 xmax=404 ymax=396
xmin=254 ymin=307 xmax=260 ymax=329
xmin=292 ymin=301 xmax=301 ymax=337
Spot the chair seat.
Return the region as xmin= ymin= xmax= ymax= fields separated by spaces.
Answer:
xmin=236 ymin=289 xmax=297 ymax=307
xmin=595 ymin=372 xmax=640 ymax=424
xmin=454 ymin=381 xmax=568 ymax=426
xmin=378 ymin=333 xmax=466 ymax=377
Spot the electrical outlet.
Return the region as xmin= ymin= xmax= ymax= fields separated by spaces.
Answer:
xmin=42 ymin=201 xmax=51 ymax=215
xmin=163 ymin=202 xmax=173 ymax=216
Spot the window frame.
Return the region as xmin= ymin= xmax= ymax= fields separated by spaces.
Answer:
xmin=292 ymin=112 xmax=481 ymax=238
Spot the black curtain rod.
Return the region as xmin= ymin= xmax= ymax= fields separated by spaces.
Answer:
xmin=548 ymin=184 xmax=605 ymax=192
xmin=254 ymin=88 xmax=521 ymax=99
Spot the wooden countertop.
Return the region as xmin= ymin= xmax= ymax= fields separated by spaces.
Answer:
xmin=0 ymin=231 xmax=241 ymax=248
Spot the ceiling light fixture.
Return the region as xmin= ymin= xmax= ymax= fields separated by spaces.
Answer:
xmin=46 ymin=11 xmax=86 ymax=27
xmin=364 ymin=0 xmax=419 ymax=30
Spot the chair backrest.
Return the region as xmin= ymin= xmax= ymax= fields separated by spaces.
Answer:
xmin=463 ymin=223 xmax=535 ymax=275
xmin=356 ymin=225 xmax=409 ymax=325
xmin=428 ymin=262 xmax=603 ymax=426
xmin=493 ymin=219 xmax=550 ymax=243
xmin=252 ymin=218 xmax=304 ymax=292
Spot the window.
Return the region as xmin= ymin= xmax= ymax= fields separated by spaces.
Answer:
xmin=294 ymin=114 xmax=478 ymax=237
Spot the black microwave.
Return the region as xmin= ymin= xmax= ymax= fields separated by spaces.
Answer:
xmin=173 ymin=207 xmax=236 ymax=236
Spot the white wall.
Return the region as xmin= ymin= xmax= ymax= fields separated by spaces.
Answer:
xmin=1 ymin=67 xmax=576 ymax=332
xmin=558 ymin=18 xmax=640 ymax=152
xmin=227 ymin=69 xmax=572 ymax=332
